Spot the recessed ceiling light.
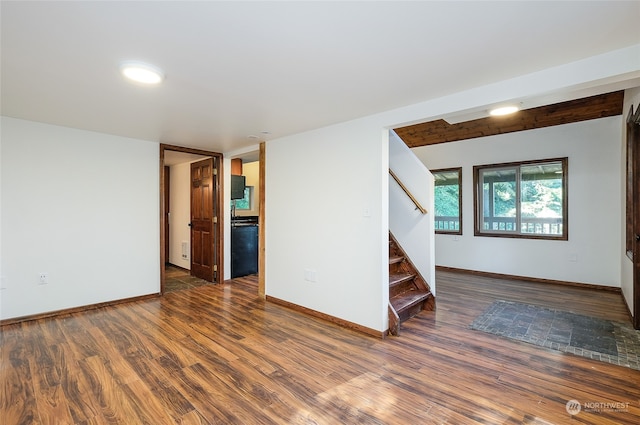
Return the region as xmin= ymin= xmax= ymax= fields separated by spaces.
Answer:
xmin=489 ymin=105 xmax=519 ymax=116
xmin=120 ymin=61 xmax=164 ymax=84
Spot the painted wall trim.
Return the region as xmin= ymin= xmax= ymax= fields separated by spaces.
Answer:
xmin=437 ymin=266 xmax=622 ymax=293
xmin=266 ymin=295 xmax=386 ymax=339
xmin=0 ymin=293 xmax=160 ymax=326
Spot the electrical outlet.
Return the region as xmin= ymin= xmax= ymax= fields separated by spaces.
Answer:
xmin=304 ymin=269 xmax=317 ymax=283
xmin=39 ymin=273 xmax=49 ymax=284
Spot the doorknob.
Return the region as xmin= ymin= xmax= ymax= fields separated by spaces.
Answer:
xmin=636 ymin=234 xmax=640 ymax=241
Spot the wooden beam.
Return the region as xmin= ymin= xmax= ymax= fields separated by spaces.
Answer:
xmin=395 ymin=91 xmax=624 ymax=148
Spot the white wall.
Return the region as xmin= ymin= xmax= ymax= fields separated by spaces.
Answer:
xmin=413 ymin=116 xmax=623 ymax=287
xmin=266 ymin=119 xmax=389 ymax=332
xmin=621 ymin=87 xmax=640 ymax=315
xmin=1 ymin=46 xmax=634 ymax=325
xmin=168 ymin=161 xmax=191 ymax=269
xmin=0 ymin=117 xmax=159 ymax=320
xmin=263 ymin=47 xmax=637 ymax=332
xmin=389 ymin=130 xmax=436 ymax=295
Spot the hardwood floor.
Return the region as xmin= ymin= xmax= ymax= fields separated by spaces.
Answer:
xmin=2 ymin=270 xmax=639 ymax=424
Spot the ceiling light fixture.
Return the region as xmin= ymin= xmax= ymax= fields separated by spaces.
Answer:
xmin=489 ymin=105 xmax=520 ymax=116
xmin=120 ymin=61 xmax=164 ymax=85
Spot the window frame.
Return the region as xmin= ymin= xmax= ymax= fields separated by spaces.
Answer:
xmin=432 ymin=167 xmax=462 ymax=235
xmin=234 ymin=186 xmax=252 ymax=210
xmin=473 ymin=157 xmax=568 ymax=240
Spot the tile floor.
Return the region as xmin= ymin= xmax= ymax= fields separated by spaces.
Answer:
xmin=471 ymin=300 xmax=640 ymax=370
xmin=164 ymin=264 xmax=212 ymax=293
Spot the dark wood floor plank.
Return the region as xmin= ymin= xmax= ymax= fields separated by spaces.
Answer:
xmin=383 ymin=364 xmax=523 ymax=424
xmin=157 ymin=357 xmax=262 ymax=424
xmin=52 ymin=342 xmax=101 ymax=425
xmin=177 ymin=408 xmax=213 ymax=425
xmin=314 ymin=371 xmax=435 ymax=424
xmin=77 ymin=355 xmax=150 ymax=424
xmin=84 ymin=326 xmax=140 ymax=386
xmin=2 ymin=270 xmax=639 ymax=425
xmin=120 ymin=378 xmax=181 ymax=425
xmin=112 ymin=305 xmax=198 ymax=370
xmin=32 ymin=383 xmax=75 ymax=425
xmin=124 ymin=353 xmax=196 ymax=421
xmin=1 ymin=361 xmax=38 ymax=425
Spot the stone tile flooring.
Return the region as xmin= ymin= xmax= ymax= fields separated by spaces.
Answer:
xmin=471 ymin=300 xmax=640 ymax=370
xmin=165 ymin=264 xmax=212 ymax=293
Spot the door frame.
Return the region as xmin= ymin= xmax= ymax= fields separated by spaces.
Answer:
xmin=160 ymin=144 xmax=224 ymax=293
xmin=627 ymin=105 xmax=640 ymax=329
xmin=164 ymin=165 xmax=170 ymax=263
xmin=258 ymin=142 xmax=266 ymax=298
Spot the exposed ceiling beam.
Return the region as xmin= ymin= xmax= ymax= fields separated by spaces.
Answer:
xmin=394 ymin=91 xmax=625 ymax=148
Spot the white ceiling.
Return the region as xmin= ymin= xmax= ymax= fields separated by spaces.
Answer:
xmin=2 ymin=1 xmax=639 ymax=154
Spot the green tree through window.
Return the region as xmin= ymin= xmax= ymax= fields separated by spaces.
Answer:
xmin=234 ymin=187 xmax=251 ymax=210
xmin=433 ymin=168 xmax=462 ymax=234
xmin=474 ymin=158 xmax=567 ymax=239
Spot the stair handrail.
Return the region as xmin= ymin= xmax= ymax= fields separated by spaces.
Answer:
xmin=389 ymin=169 xmax=427 ymax=214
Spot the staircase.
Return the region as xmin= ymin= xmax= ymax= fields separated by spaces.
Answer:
xmin=388 ymin=232 xmax=434 ymax=336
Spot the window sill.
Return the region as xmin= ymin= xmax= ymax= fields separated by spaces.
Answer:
xmin=436 ymin=231 xmax=462 ymax=236
xmin=474 ymin=230 xmax=567 ymax=241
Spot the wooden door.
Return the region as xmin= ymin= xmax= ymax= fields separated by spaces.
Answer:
xmin=191 ymin=158 xmax=216 ymax=282
xmin=164 ymin=166 xmax=170 ymax=263
xmin=635 ymin=155 xmax=640 ymax=330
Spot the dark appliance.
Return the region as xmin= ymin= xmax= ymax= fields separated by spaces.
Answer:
xmin=231 ymin=175 xmax=246 ymax=200
xmin=231 ymin=216 xmax=258 ymax=278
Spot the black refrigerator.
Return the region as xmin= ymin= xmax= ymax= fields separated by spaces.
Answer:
xmin=231 ymin=219 xmax=258 ymax=278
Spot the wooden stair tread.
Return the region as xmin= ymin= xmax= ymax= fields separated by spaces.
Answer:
xmin=388 ymin=232 xmax=435 ymax=335
xmin=389 ymin=272 xmax=415 ymax=287
xmin=390 ymin=290 xmax=432 ymax=312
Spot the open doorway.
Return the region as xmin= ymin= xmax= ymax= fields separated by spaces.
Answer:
xmin=228 ymin=143 xmax=266 ymax=298
xmin=160 ymin=144 xmax=224 ymax=293
xmin=230 ymin=154 xmax=260 ymax=279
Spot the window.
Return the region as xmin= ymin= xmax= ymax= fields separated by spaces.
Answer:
xmin=473 ymin=158 xmax=567 ymax=240
xmin=433 ymin=168 xmax=462 ymax=234
xmin=234 ymin=186 xmax=252 ymax=210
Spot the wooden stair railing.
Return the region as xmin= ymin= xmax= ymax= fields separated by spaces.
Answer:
xmin=389 ymin=169 xmax=427 ymax=214
xmin=388 ymin=232 xmax=434 ymax=336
